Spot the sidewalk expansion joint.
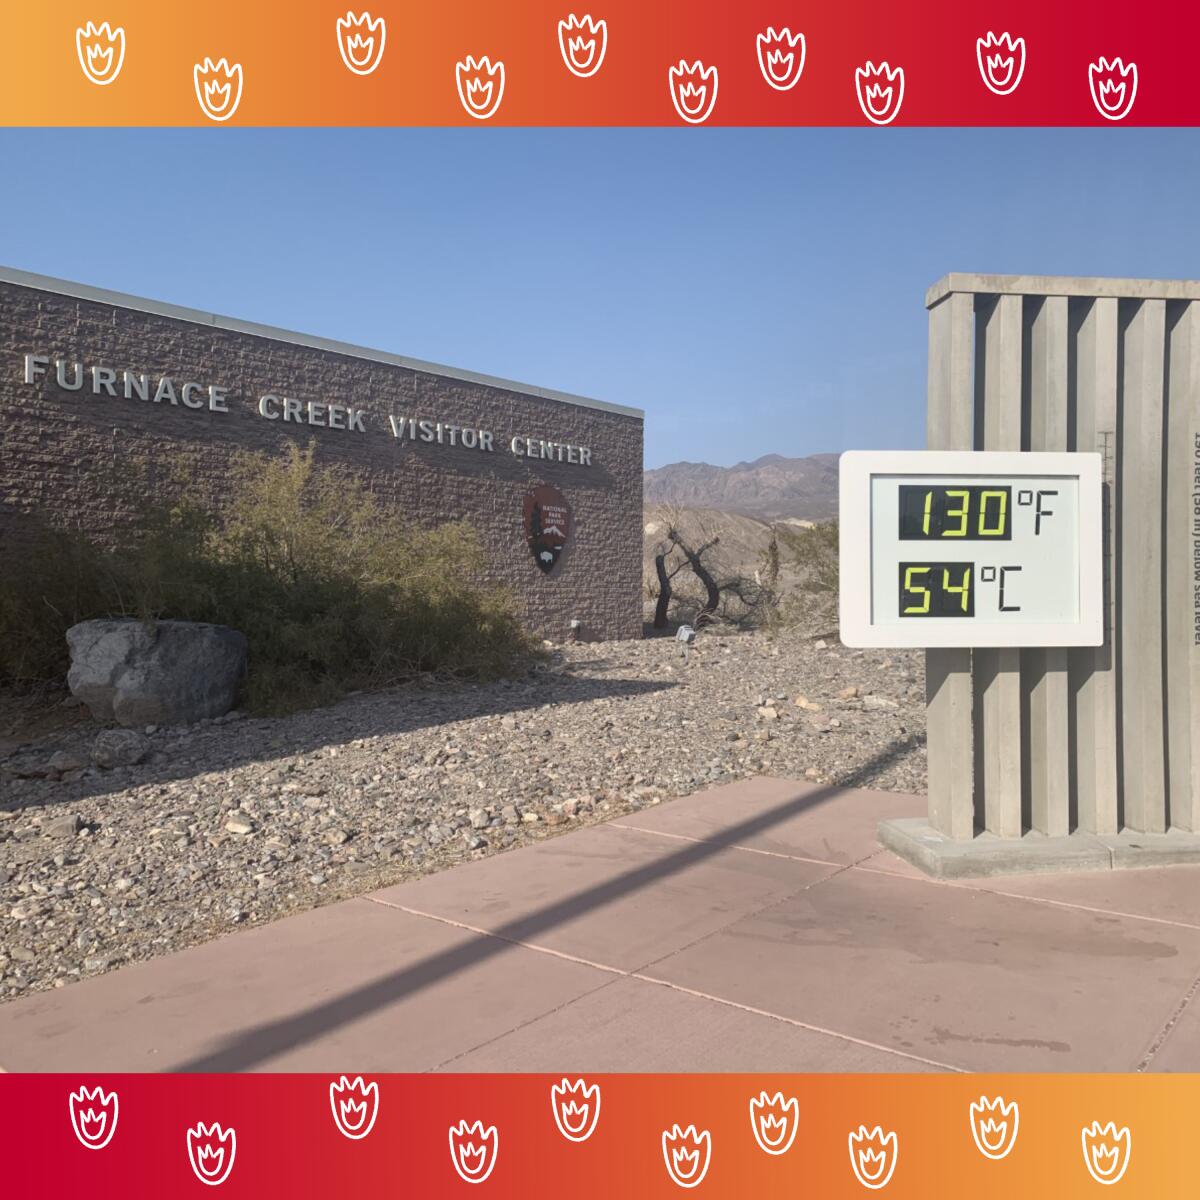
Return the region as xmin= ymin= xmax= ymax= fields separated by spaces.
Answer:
xmin=613 ymin=821 xmax=841 ymax=870
xmin=366 ymin=889 xmax=961 ymax=1073
xmin=853 ymin=861 xmax=1200 ymax=933
xmin=426 ymin=976 xmax=628 ymax=1073
xmin=615 ymin=822 xmax=1200 ymax=934
xmin=1135 ymin=970 xmax=1200 ymax=1071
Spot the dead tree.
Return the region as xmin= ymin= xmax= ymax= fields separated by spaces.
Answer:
xmin=653 ymin=549 xmax=676 ymax=628
xmin=669 ymin=529 xmax=721 ymax=625
xmin=652 ymin=521 xmax=722 ymax=629
xmin=648 ymin=503 xmax=732 ymax=629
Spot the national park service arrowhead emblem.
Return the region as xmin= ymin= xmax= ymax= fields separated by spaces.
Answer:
xmin=524 ymin=484 xmax=571 ymax=573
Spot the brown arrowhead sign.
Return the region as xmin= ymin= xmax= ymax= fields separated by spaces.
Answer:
xmin=523 ymin=484 xmax=571 ymax=574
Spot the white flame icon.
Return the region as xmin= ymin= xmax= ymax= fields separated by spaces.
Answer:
xmin=854 ymin=61 xmax=905 ymax=125
xmin=668 ymin=60 xmax=719 ymax=125
xmin=848 ymin=1125 xmax=898 ymax=1190
xmin=336 ymin=11 xmax=387 ymax=76
xmin=1088 ymin=57 xmax=1137 ymax=121
xmin=329 ymin=1075 xmax=379 ymax=1140
xmin=749 ymin=1090 xmax=799 ymax=1156
xmin=68 ymin=1085 xmax=119 ymax=1150
xmin=186 ymin=1121 xmax=237 ymax=1187
xmin=969 ymin=1095 xmax=1019 ymax=1160
xmin=456 ymin=55 xmax=506 ymax=120
xmin=976 ymin=31 xmax=1026 ymax=96
xmin=1081 ymin=1121 xmax=1131 ymax=1186
xmin=662 ymin=1124 xmax=712 ymax=1189
xmin=75 ymin=22 xmax=125 ymax=86
xmin=550 ymin=1077 xmax=601 ymax=1142
xmin=558 ymin=14 xmax=607 ymax=78
xmin=756 ymin=27 xmax=806 ymax=92
xmin=449 ymin=1119 xmax=499 ymax=1184
xmin=193 ymin=57 xmax=243 ymax=123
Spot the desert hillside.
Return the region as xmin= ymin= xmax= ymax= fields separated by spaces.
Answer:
xmin=644 ymin=452 xmax=840 ymax=521
xmin=643 ymin=505 xmax=814 ymax=587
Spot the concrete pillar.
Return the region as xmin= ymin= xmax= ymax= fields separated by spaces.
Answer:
xmin=896 ymin=274 xmax=1200 ymax=878
xmin=925 ymin=291 xmax=976 ymax=840
xmin=1070 ymin=297 xmax=1120 ymax=836
xmin=1025 ymin=296 xmax=1071 ymax=837
xmin=974 ymin=294 xmax=1023 ymax=839
xmin=1165 ymin=302 xmax=1200 ymax=831
xmin=1119 ymin=299 xmax=1167 ymax=832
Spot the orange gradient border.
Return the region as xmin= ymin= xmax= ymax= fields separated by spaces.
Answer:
xmin=8 ymin=1072 xmax=1199 ymax=1196
xmin=0 ymin=0 xmax=1193 ymax=125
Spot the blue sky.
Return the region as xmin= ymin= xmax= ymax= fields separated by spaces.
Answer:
xmin=1 ymin=128 xmax=1197 ymax=467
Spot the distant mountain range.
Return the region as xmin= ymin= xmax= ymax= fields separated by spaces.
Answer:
xmin=643 ymin=452 xmax=840 ymax=521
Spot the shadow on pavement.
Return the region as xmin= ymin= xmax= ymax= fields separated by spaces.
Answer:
xmin=172 ymin=733 xmax=923 ymax=1071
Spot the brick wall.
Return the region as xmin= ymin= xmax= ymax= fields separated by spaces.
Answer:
xmin=0 ymin=277 xmax=644 ymax=641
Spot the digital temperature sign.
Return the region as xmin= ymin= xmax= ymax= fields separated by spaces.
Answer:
xmin=839 ymin=451 xmax=1104 ymax=648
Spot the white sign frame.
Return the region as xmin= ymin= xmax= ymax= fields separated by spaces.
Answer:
xmin=839 ymin=450 xmax=1104 ymax=648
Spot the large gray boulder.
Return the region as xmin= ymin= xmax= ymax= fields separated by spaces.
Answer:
xmin=66 ymin=619 xmax=247 ymax=727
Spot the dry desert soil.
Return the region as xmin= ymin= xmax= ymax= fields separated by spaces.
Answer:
xmin=0 ymin=630 xmax=924 ymax=999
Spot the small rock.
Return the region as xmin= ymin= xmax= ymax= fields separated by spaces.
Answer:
xmin=814 ymin=639 xmax=828 ymax=650
xmin=468 ymin=808 xmax=490 ymax=830
xmin=224 ymin=815 xmax=255 ymax=836
xmin=47 ymin=749 xmax=88 ymax=773
xmin=757 ymin=706 xmax=779 ymax=721
xmin=522 ymin=812 xmax=541 ymax=824
xmin=91 ymin=729 xmax=150 ymax=769
xmin=837 ymin=686 xmax=860 ymax=700
xmin=863 ymin=695 xmax=900 ymax=711
xmin=323 ymin=828 xmax=350 ymax=846
xmin=45 ymin=813 xmax=82 ymax=839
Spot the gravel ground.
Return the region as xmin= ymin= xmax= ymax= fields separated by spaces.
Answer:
xmin=0 ymin=630 xmax=925 ymax=1000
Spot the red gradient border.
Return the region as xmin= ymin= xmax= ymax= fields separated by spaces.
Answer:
xmin=0 ymin=0 xmax=1193 ymax=126
xmin=10 ymin=1072 xmax=1196 ymax=1197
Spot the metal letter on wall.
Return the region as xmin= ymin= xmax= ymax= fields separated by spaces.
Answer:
xmin=523 ymin=484 xmax=572 ymax=574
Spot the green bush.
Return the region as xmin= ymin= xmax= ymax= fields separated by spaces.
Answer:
xmin=1 ymin=444 xmax=541 ymax=713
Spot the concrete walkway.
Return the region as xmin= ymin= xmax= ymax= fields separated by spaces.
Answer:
xmin=2 ymin=778 xmax=1199 ymax=1073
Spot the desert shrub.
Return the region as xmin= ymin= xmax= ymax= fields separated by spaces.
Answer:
xmin=769 ymin=520 xmax=840 ymax=632
xmin=0 ymin=444 xmax=541 ymax=713
xmin=0 ymin=526 xmax=129 ymax=684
